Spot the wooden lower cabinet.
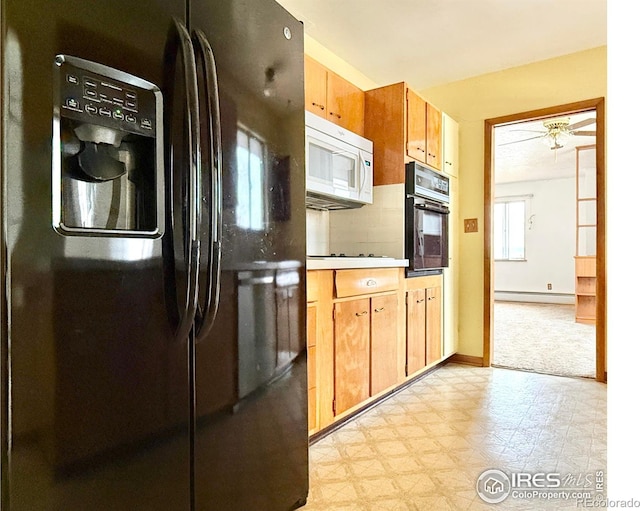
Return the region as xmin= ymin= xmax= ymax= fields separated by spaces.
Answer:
xmin=426 ymin=286 xmax=442 ymax=364
xmin=307 ymin=268 xmax=448 ymax=435
xmin=405 ymin=275 xmax=443 ymax=377
xmin=334 ymin=298 xmax=371 ymax=415
xmin=406 ymin=289 xmax=427 ymax=375
xmin=370 ymin=294 xmax=400 ymax=395
xmin=307 ymin=303 xmax=318 ymax=433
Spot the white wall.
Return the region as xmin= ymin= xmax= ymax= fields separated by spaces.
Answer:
xmin=494 ymin=177 xmax=575 ymax=302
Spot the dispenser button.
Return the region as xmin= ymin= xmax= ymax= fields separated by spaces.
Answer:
xmin=83 ymin=78 xmax=97 ymax=88
xmin=124 ymin=100 xmax=137 ymax=111
xmin=85 ymin=104 xmax=98 ymax=115
xmin=65 ymin=97 xmax=80 ymax=109
xmin=113 ymin=110 xmax=124 ymax=121
xmin=99 ymin=107 xmax=112 ymax=117
xmin=67 ymin=74 xmax=79 ymax=85
xmin=140 ymin=118 xmax=152 ymax=130
xmin=125 ymin=114 xmax=136 ymax=124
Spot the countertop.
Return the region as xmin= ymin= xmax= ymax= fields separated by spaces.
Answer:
xmin=306 ymin=257 xmax=409 ymax=270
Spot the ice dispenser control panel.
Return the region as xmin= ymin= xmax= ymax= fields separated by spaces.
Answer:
xmin=53 ymin=55 xmax=163 ymax=238
xmin=58 ymin=59 xmax=156 ymax=138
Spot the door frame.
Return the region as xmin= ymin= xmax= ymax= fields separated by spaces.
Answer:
xmin=483 ymin=98 xmax=606 ymax=382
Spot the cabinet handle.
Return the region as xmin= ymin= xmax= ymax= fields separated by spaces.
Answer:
xmin=416 ymin=298 xmax=425 ymax=303
xmin=374 ymin=307 xmax=385 ymax=313
xmin=365 ymin=279 xmax=377 ymax=287
xmin=355 ymin=311 xmax=368 ymax=317
xmin=329 ymin=111 xmax=342 ymax=119
xmin=312 ymin=102 xmax=325 ymax=110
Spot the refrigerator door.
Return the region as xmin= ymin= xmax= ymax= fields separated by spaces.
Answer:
xmin=2 ymin=1 xmax=192 ymax=509
xmin=188 ymin=1 xmax=309 ymax=509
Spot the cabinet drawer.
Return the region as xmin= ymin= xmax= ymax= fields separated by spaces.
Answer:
xmin=307 ymin=271 xmax=320 ymax=302
xmin=335 ymin=268 xmax=399 ymax=298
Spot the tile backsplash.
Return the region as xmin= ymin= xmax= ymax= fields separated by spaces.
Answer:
xmin=305 ymin=184 xmax=405 ymax=258
xmin=306 ymin=208 xmax=330 ymax=255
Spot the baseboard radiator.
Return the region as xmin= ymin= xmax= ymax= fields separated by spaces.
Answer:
xmin=494 ymin=291 xmax=575 ymax=305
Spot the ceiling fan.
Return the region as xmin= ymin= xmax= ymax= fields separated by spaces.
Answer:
xmin=500 ymin=116 xmax=596 ymax=150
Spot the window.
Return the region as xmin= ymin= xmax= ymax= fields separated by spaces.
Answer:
xmin=236 ymin=127 xmax=267 ymax=231
xmin=494 ymin=200 xmax=525 ymax=260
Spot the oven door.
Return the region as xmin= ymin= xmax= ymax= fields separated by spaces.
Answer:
xmin=406 ymin=198 xmax=449 ymax=272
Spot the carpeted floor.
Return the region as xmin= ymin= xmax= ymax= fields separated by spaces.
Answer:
xmin=493 ymin=301 xmax=596 ymax=378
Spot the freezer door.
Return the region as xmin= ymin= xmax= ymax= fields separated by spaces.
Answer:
xmin=189 ymin=1 xmax=309 ymax=509
xmin=1 ymin=1 xmax=192 ymax=509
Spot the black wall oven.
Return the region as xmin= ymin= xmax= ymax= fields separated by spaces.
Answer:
xmin=405 ymin=162 xmax=450 ymax=276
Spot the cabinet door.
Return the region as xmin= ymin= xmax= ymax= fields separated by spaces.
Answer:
xmin=426 ymin=286 xmax=442 ymax=364
xmin=327 ymin=70 xmax=365 ymax=136
xmin=406 ymin=289 xmax=426 ymax=375
xmin=334 ymin=298 xmax=371 ymax=415
xmin=426 ymin=102 xmax=442 ymax=170
xmin=307 ymin=303 xmax=318 ymax=432
xmin=406 ymin=89 xmax=426 ymax=162
xmin=304 ymin=55 xmax=328 ymax=118
xmin=442 ymin=112 xmax=459 ymax=177
xmin=370 ymin=294 xmax=399 ymax=395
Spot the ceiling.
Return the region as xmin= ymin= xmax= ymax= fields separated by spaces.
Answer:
xmin=274 ymin=0 xmax=606 ymax=184
xmin=275 ymin=0 xmax=607 ymax=91
xmin=494 ymin=111 xmax=597 ymax=184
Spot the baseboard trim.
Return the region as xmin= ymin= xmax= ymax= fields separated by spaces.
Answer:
xmin=449 ymin=354 xmax=484 ymax=367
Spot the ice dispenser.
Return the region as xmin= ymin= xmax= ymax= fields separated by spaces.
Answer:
xmin=53 ymin=55 xmax=163 ymax=237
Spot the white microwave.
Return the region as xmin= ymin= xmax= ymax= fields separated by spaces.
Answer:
xmin=305 ymin=111 xmax=373 ymax=210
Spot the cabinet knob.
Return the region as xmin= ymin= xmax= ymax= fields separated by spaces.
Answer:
xmin=374 ymin=307 xmax=385 ymax=313
xmin=312 ymin=102 xmax=325 ymax=110
xmin=355 ymin=311 xmax=368 ymax=317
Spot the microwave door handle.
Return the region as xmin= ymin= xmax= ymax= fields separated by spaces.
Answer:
xmin=359 ymin=154 xmax=366 ymax=194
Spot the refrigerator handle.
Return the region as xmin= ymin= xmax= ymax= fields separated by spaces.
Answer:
xmin=170 ymin=18 xmax=201 ymax=344
xmin=192 ymin=29 xmax=222 ymax=341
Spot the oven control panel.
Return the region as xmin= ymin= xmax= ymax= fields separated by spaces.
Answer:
xmin=405 ymin=161 xmax=450 ymax=204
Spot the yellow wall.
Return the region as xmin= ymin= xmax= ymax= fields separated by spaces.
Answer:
xmin=420 ymin=46 xmax=607 ymax=357
xmin=303 ymin=35 xmax=379 ymax=91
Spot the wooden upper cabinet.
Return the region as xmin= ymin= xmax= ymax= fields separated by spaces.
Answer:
xmin=406 ymin=88 xmax=427 ymax=163
xmin=364 ymin=82 xmax=406 ymax=185
xmin=304 ymin=55 xmax=365 ymax=136
xmin=442 ymin=112 xmax=459 ymax=177
xmin=326 ymin=70 xmax=365 ymax=135
xmin=426 ymin=102 xmax=442 ymax=170
xmin=304 ymin=55 xmax=328 ymax=118
xmin=365 ymin=82 xmax=448 ymax=185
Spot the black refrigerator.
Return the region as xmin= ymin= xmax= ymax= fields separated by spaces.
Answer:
xmin=1 ymin=0 xmax=308 ymax=509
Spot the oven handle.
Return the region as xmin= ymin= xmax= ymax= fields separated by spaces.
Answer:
xmin=414 ymin=202 xmax=450 ymax=214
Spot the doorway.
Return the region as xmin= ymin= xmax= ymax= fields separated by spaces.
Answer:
xmin=483 ymin=99 xmax=606 ymax=382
